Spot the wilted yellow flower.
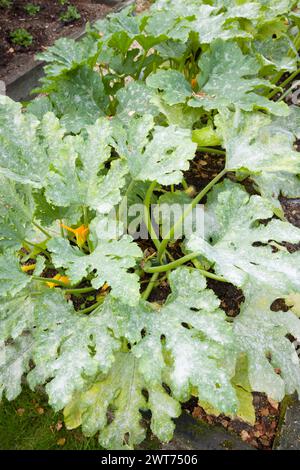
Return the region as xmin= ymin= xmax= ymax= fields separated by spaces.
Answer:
xmin=47 ymin=274 xmax=70 ymax=288
xmin=21 ymin=264 xmax=36 ymax=273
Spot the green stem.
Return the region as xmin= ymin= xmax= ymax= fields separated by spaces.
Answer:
xmin=278 ymin=82 xmax=297 ymax=102
xmin=157 ymin=168 xmax=227 ymax=262
xmin=198 ymin=147 xmax=226 ymax=156
xmin=268 ymin=67 xmax=300 ymax=99
xmin=136 ymin=51 xmax=147 ymax=80
xmin=192 ymin=268 xmax=227 ymax=283
xmin=64 ymin=286 xmax=96 ymax=295
xmin=144 ymin=182 xmax=160 ymax=252
xmin=83 ymin=206 xmax=93 ymax=253
xmin=144 ymin=253 xmax=201 ymax=272
xmin=117 ymin=179 xmax=135 ymax=222
xmin=24 ymin=240 xmax=51 ymax=260
xmin=76 ymin=300 xmax=104 ymax=315
xmin=144 ymin=253 xmax=227 ymax=282
xmin=32 ymin=221 xmax=51 ymax=239
xmin=182 ymin=178 xmax=189 ymax=190
xmin=32 ymin=276 xmax=70 ymax=287
xmin=60 ymin=220 xmax=65 ymax=238
xmin=142 ymin=272 xmax=159 ymax=301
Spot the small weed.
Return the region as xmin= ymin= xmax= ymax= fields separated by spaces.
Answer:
xmin=60 ymin=5 xmax=81 ymax=23
xmin=9 ymin=28 xmax=33 ymax=47
xmin=0 ymin=0 xmax=12 ymax=8
xmin=24 ymin=3 xmax=40 ymax=16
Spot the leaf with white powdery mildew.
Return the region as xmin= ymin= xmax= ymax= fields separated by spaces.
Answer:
xmin=187 ymin=180 xmax=300 ymax=292
xmin=0 ymin=287 xmax=76 ymax=400
xmin=113 ymin=115 xmax=196 ymax=185
xmin=134 ymin=268 xmax=237 ymax=415
xmin=63 ymin=267 xmax=237 ymax=449
xmin=48 ymin=236 xmax=142 ymax=306
xmin=146 ymin=69 xmax=192 ymax=106
xmin=64 ymin=352 xmax=180 ymax=450
xmin=42 ymin=114 xmax=127 ymax=214
xmin=0 ymin=176 xmax=35 ymax=251
xmin=234 ymin=285 xmax=300 ymax=402
xmin=215 ymin=106 xmax=300 ymax=206
xmin=0 ymin=96 xmax=48 ymax=187
xmin=189 ymin=40 xmax=288 ymax=116
xmin=49 ymin=66 xmax=109 ymax=133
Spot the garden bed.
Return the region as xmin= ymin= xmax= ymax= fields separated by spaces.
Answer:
xmin=0 ymin=1 xmax=121 ymax=85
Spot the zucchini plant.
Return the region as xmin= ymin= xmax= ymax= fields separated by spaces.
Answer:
xmin=1 ymin=0 xmax=300 ymax=450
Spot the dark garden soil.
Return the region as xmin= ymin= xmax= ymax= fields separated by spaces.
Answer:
xmin=0 ymin=0 xmax=114 ymax=83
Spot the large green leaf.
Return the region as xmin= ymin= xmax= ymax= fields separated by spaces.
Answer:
xmin=36 ymin=36 xmax=100 ymax=80
xmin=187 ymin=180 xmax=300 ymax=291
xmin=47 ymin=236 xmax=142 ymax=306
xmin=189 ymin=40 xmax=288 ymax=115
xmin=217 ymin=107 xmax=300 ymax=174
xmin=134 ymin=268 xmax=237 ymax=413
xmin=0 ymin=177 xmax=35 ymax=251
xmin=234 ymin=286 xmax=300 ymax=401
xmin=63 ymin=267 xmax=237 ymax=449
xmin=48 ymin=66 xmax=109 ymax=133
xmin=254 ymin=35 xmax=298 ymax=73
xmin=41 ymin=114 xmax=127 ymax=214
xmin=113 ymin=115 xmax=197 ymax=185
xmin=146 ymin=1 xmax=255 ymax=44
xmin=146 ymin=70 xmax=192 ymax=106
xmin=116 ymin=81 xmax=159 ymax=123
xmin=0 ymin=97 xmax=48 ymax=187
xmin=215 ymin=107 xmax=300 ymax=205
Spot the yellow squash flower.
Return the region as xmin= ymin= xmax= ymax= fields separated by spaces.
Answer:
xmin=61 ymin=223 xmax=89 ymax=248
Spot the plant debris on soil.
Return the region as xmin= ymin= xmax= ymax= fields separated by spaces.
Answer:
xmin=192 ymin=394 xmax=280 ymax=450
xmin=0 ymin=0 xmax=113 ymax=83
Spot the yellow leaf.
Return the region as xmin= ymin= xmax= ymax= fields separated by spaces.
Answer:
xmin=21 ymin=264 xmax=36 ymax=272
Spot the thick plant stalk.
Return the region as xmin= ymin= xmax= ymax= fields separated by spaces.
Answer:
xmin=32 ymin=221 xmax=51 ymax=239
xmin=64 ymin=286 xmax=96 ymax=295
xmin=157 ymin=168 xmax=228 ymax=262
xmin=83 ymin=206 xmax=93 ymax=253
xmin=141 ymin=272 xmax=160 ymax=301
xmin=76 ymin=300 xmax=104 ymax=315
xmin=144 ymin=254 xmax=227 ymax=282
xmin=198 ymin=146 xmax=226 ymax=155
